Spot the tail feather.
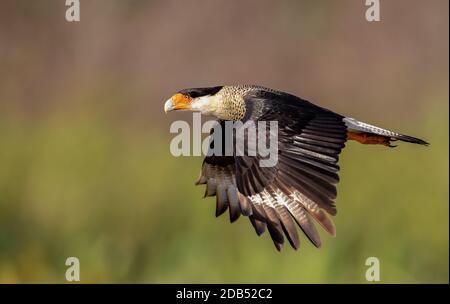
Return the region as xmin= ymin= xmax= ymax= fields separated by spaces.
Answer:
xmin=392 ymin=134 xmax=429 ymax=146
xmin=343 ymin=117 xmax=429 ymax=146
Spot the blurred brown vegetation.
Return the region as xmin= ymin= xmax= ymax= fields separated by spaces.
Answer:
xmin=0 ymin=0 xmax=448 ymax=283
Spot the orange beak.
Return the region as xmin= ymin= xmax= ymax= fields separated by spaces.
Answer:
xmin=164 ymin=93 xmax=192 ymax=113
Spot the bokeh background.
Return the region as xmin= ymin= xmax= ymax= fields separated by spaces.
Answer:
xmin=0 ymin=0 xmax=448 ymax=283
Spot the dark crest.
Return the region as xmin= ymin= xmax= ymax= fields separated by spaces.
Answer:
xmin=178 ymin=86 xmax=223 ymax=98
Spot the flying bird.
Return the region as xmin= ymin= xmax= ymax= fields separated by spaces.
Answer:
xmin=164 ymin=85 xmax=428 ymax=251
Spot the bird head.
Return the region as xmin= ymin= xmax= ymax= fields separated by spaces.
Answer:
xmin=164 ymin=86 xmax=223 ymax=116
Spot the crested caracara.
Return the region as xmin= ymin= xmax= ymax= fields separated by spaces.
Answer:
xmin=164 ymin=85 xmax=428 ymax=251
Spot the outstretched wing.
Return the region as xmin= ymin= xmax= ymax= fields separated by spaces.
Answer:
xmin=234 ymin=90 xmax=347 ymax=250
xmin=196 ymin=90 xmax=348 ymax=250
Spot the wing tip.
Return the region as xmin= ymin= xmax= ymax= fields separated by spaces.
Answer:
xmin=273 ymin=242 xmax=283 ymax=251
xmin=229 ymin=212 xmax=241 ymax=223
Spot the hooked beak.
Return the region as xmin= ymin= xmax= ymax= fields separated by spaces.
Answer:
xmin=164 ymin=99 xmax=175 ymax=113
xmin=164 ymin=93 xmax=192 ymax=113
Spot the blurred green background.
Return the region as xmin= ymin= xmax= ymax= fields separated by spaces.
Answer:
xmin=0 ymin=0 xmax=448 ymax=283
